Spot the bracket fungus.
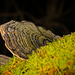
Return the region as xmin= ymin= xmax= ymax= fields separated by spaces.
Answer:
xmin=0 ymin=20 xmax=61 ymax=59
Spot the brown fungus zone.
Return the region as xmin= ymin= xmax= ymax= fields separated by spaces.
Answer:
xmin=0 ymin=20 xmax=61 ymax=60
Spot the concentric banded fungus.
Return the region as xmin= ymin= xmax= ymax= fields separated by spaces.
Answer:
xmin=0 ymin=54 xmax=10 ymax=66
xmin=0 ymin=20 xmax=61 ymax=59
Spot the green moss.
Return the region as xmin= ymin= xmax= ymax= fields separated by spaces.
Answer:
xmin=0 ymin=32 xmax=75 ymax=75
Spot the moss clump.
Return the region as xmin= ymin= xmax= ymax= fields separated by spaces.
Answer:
xmin=0 ymin=32 xmax=75 ymax=75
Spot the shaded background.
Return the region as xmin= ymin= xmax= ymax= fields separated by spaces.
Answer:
xmin=0 ymin=0 xmax=75 ymax=57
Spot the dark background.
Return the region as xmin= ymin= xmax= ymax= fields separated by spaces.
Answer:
xmin=0 ymin=0 xmax=75 ymax=57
